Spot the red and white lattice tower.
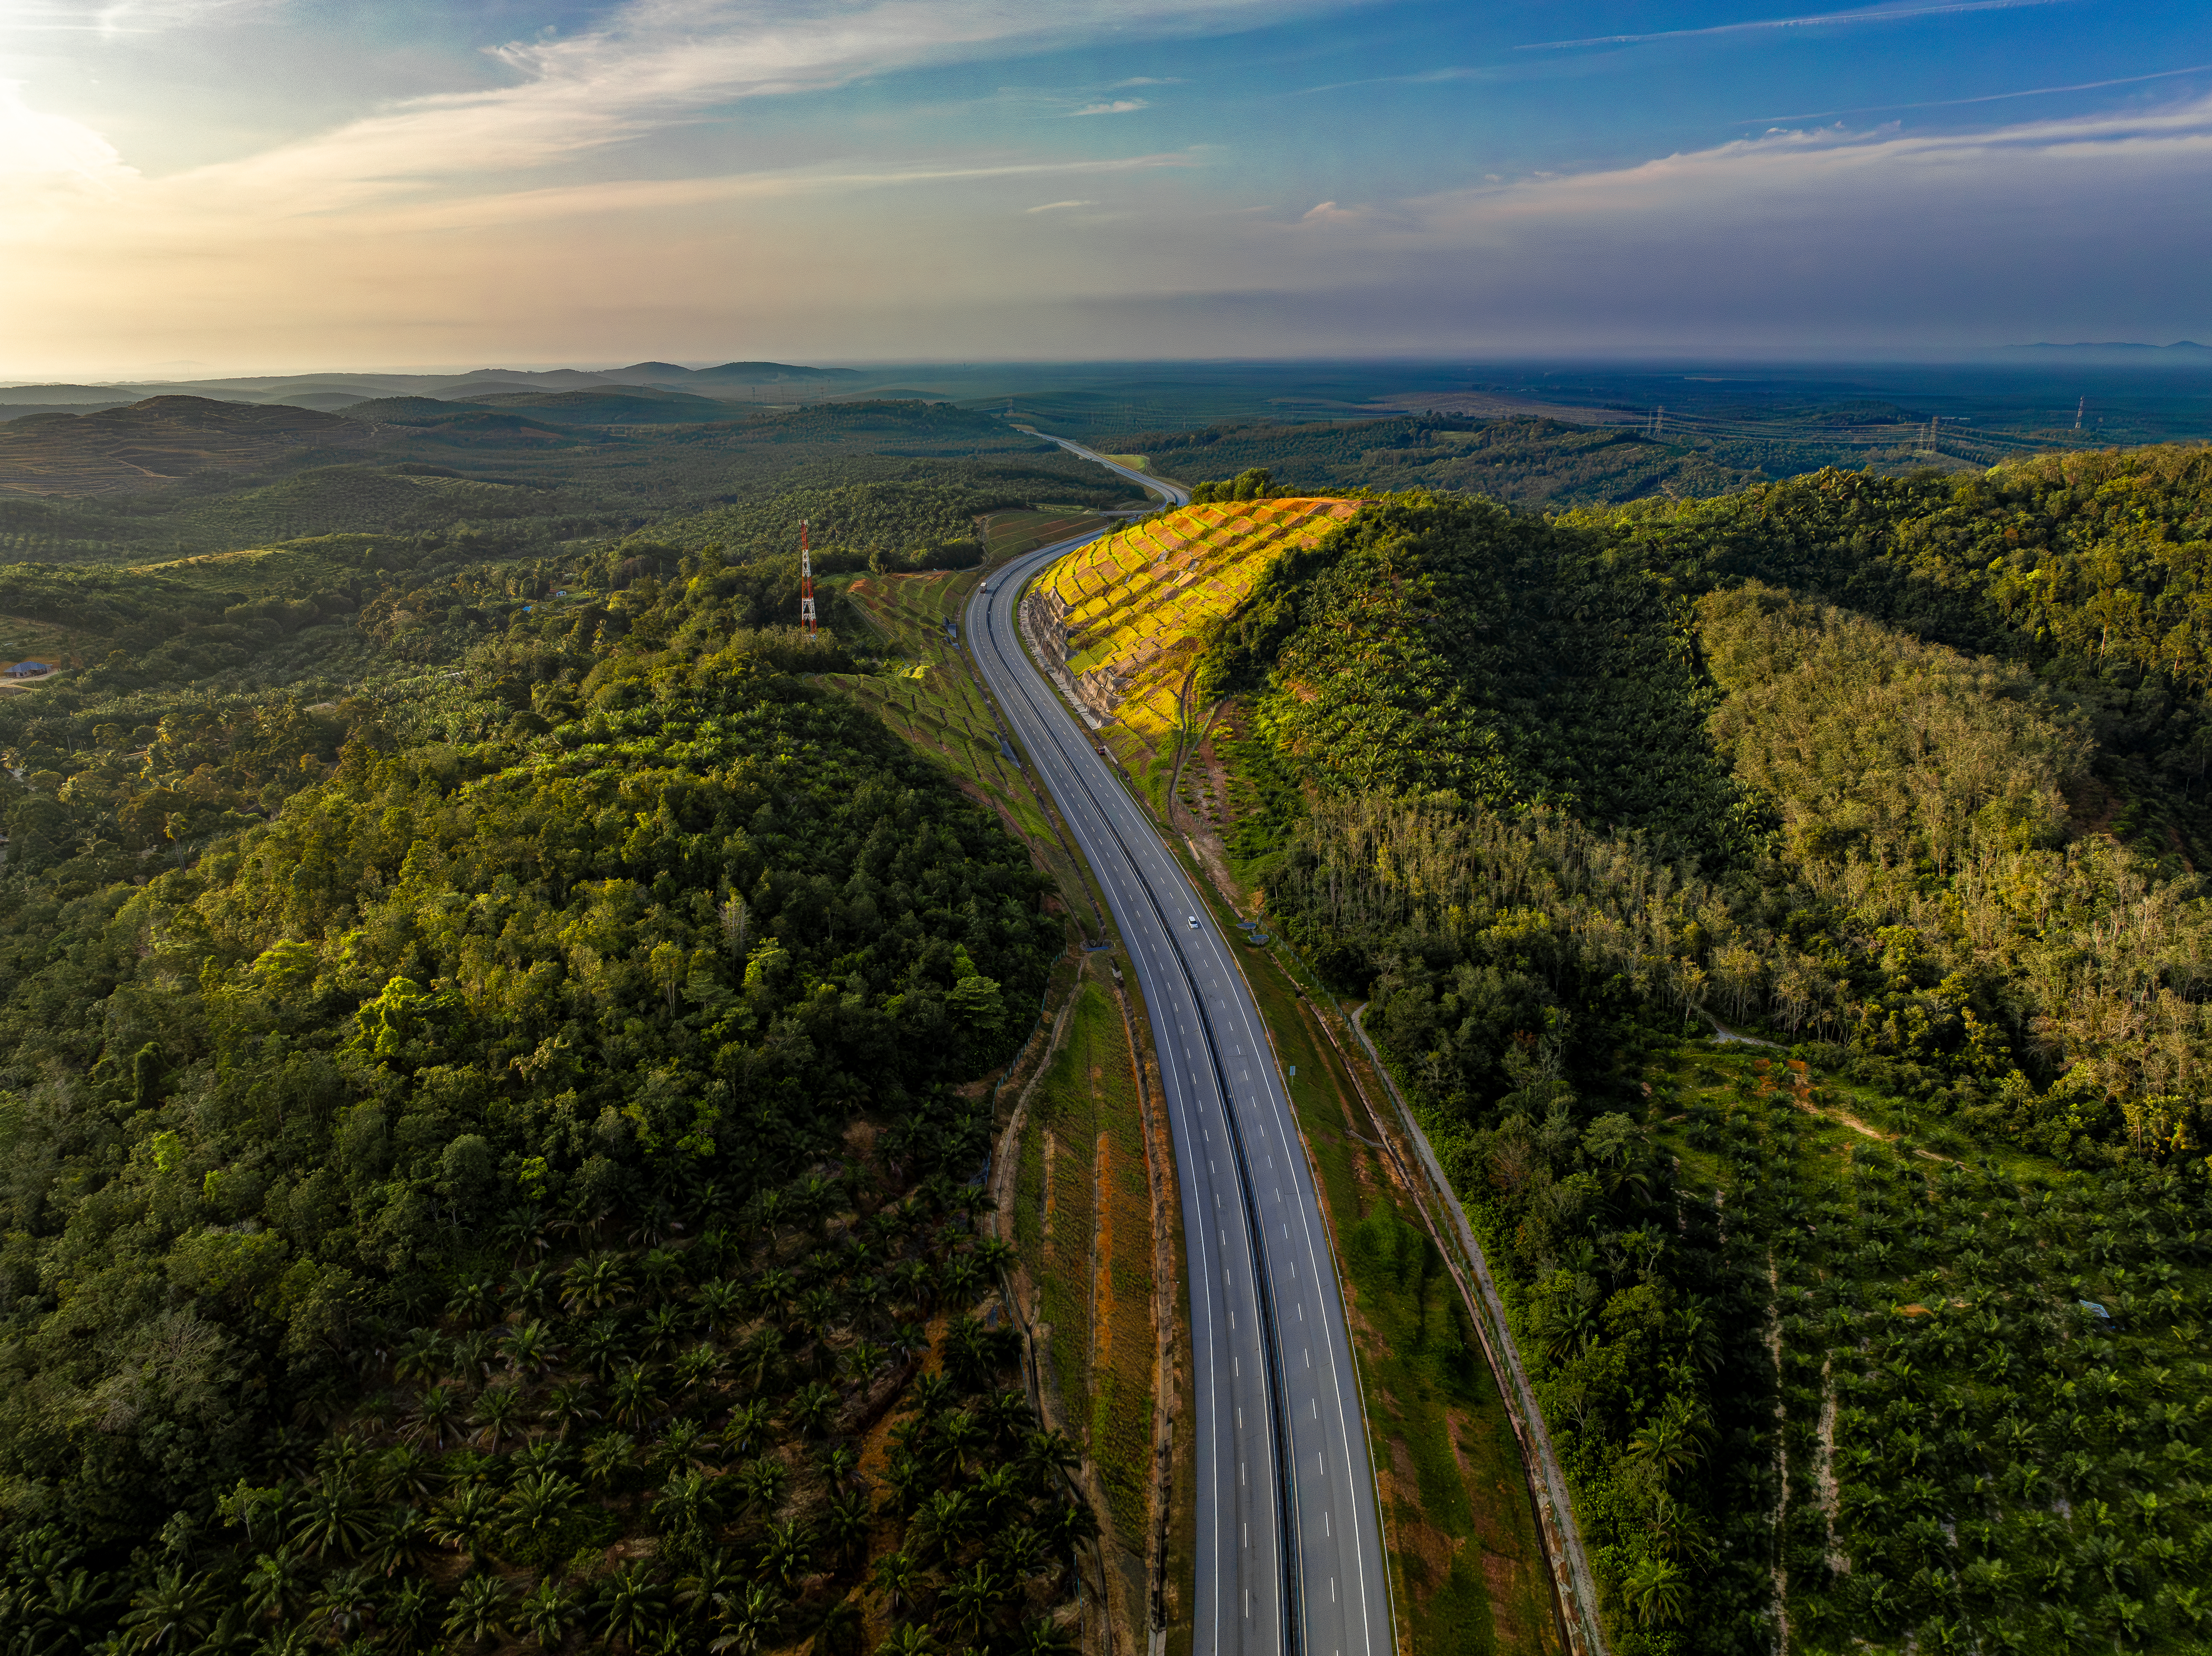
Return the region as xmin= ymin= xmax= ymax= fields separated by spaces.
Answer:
xmin=798 ymin=518 xmax=817 ymax=637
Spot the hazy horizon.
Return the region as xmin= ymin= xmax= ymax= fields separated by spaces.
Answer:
xmin=4 ymin=1 xmax=2208 ymax=378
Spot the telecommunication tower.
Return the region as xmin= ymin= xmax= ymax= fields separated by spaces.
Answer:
xmin=798 ymin=519 xmax=817 ymax=637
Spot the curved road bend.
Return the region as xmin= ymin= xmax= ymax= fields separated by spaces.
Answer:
xmin=966 ymin=523 xmax=1389 ymax=1656
xmin=1014 ymin=430 xmax=1192 ymax=508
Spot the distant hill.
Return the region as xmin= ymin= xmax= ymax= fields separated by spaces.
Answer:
xmin=0 ymin=396 xmax=368 ymax=496
xmin=465 ymin=387 xmax=733 ymax=424
xmin=339 ymin=396 xmax=468 ymax=422
xmin=424 ymin=377 xmax=560 ymax=400
xmin=273 ymin=391 xmax=375 ymax=410
xmin=690 ymin=360 xmax=861 ymax=383
xmin=0 ymin=383 xmax=136 ymax=405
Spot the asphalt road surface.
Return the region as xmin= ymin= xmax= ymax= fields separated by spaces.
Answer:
xmin=966 ymin=528 xmax=1390 ymax=1656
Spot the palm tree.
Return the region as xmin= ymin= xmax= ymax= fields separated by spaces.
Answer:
xmin=891 ymin=1261 xmax=933 ymax=1315
xmin=543 ymin=1381 xmax=603 ymax=1440
xmin=791 ymin=1286 xmax=840 ymax=1342
xmin=725 ymin=1399 xmax=772 ymax=1458
xmin=755 ymin=1268 xmax=798 ymax=1317
xmin=932 ymin=1411 xmax=983 ymax=1476
xmin=504 ymin=1470 xmax=584 ymax=1552
xmin=500 ymin=1320 xmax=559 ymax=1377
xmin=708 ymin=1584 xmax=785 ymax=1656
xmin=822 ymin=1491 xmax=871 ymax=1567
xmin=426 ymin=1484 xmax=503 ymax=1559
xmin=763 ymin=1518 xmax=815 ymax=1590
xmin=977 ymin=1390 xmax=1032 ymax=1447
xmin=448 ymin=1330 xmax=496 ymax=1386
xmin=992 ymin=1526 xmax=1048 ymax=1583
xmin=448 ymin=1276 xmax=500 ymax=1327
xmin=678 ymin=1549 xmax=750 ymax=1620
xmin=673 ymin=1343 xmax=727 ymax=1401
xmin=654 ymin=1417 xmax=723 ymax=1475
xmin=1018 ymin=1429 xmax=1078 ymax=1491
xmin=694 ymin=1279 xmax=744 ymax=1334
xmin=650 ymin=1469 xmax=720 ymax=1547
xmin=572 ymin=1317 xmax=626 ymax=1377
xmin=373 ymin=1443 xmax=443 ymax=1504
xmin=909 ymin=1372 xmax=954 ymax=1420
xmin=404 ymin=1384 xmax=463 ymax=1449
xmin=471 ymin=1384 xmax=527 ymax=1452
xmin=583 ymin=1430 xmax=638 ymax=1489
xmin=1627 ymin=1397 xmax=1709 ymax=1485
xmin=383 ymin=1579 xmax=436 ymax=1649
xmin=598 ymin=1565 xmax=671 ymax=1654
xmin=736 ymin=1456 xmax=791 ymax=1515
xmin=117 ymin=1570 xmax=219 ymax=1654
xmin=307 ymin=1566 xmax=377 ymax=1644
xmin=243 ymin=1545 xmax=312 ymax=1624
xmin=789 ymin=1381 xmax=840 ymax=1439
xmin=444 ymin=1574 xmax=514 ymax=1648
xmin=912 ymin=1491 xmax=972 ymax=1560
xmin=507 ymin=1264 xmax=557 ymax=1315
xmin=366 ymin=1505 xmax=429 ymax=1577
xmin=739 ymin=1328 xmax=786 ymax=1395
xmin=1009 ymin=1617 xmax=1074 ymax=1656
xmin=609 ymin=1364 xmax=660 ymax=1429
xmin=292 ymin=1480 xmax=377 ymax=1560
xmin=1620 ymin=1556 xmax=1685 ymax=1627
xmin=518 ymin=1576 xmax=579 ymax=1650
xmin=816 ymin=1442 xmax=863 ymax=1487
xmin=563 ymin=1252 xmax=631 ymax=1313
xmin=640 ymin=1304 xmax=688 ymax=1357
xmin=394 ymin=1328 xmax=446 ymax=1383
xmin=938 ymin=1563 xmax=1004 ymax=1644
xmin=874 ymin=1623 xmax=939 ymax=1656
xmin=872 ymin=1552 xmax=921 ymax=1616
xmin=971 ymin=1466 xmax=1021 ymax=1526
xmin=639 ymin=1246 xmax=686 ymax=1297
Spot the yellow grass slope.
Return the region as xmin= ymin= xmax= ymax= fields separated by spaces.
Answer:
xmin=1038 ymin=497 xmax=1357 ymax=736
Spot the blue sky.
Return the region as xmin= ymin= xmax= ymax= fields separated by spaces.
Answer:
xmin=2 ymin=0 xmax=2208 ymax=373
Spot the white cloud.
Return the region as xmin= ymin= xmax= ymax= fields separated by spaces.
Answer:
xmin=0 ymin=79 xmax=132 ymax=178
xmin=1520 ymin=0 xmax=2080 ymax=52
xmin=1025 ymin=198 xmax=1095 ymax=211
xmin=1070 ymin=98 xmax=1147 ymax=116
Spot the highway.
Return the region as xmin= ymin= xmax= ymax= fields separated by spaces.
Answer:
xmin=965 ymin=504 xmax=1390 ymax=1656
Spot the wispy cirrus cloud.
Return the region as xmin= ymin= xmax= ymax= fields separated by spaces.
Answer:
xmin=1070 ymin=98 xmax=1146 ymax=116
xmin=0 ymin=0 xmax=285 ymax=34
xmin=1521 ymin=0 xmax=2080 ymax=52
xmin=1025 ymin=198 xmax=1095 ymax=211
xmin=1752 ymin=61 xmax=2212 ymax=121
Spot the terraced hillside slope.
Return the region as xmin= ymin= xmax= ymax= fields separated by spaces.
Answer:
xmin=1029 ymin=497 xmax=1357 ymax=734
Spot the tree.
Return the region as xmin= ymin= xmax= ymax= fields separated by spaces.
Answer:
xmin=291 ymin=1480 xmax=376 ymax=1560
xmin=443 ymin=1574 xmax=513 ymax=1648
xmin=708 ymin=1584 xmax=785 ymax=1656
xmin=1620 ymin=1555 xmax=1686 ymax=1627
xmin=609 ymin=1364 xmax=660 ymax=1429
xmin=117 ymin=1570 xmax=219 ymax=1654
xmin=939 ymin=1563 xmax=1005 ymax=1643
xmin=504 ymin=1470 xmax=584 ymax=1552
xmin=874 ymin=1624 xmax=938 ymax=1656
xmin=598 ymin=1566 xmax=670 ymax=1654
xmin=519 ymin=1577 xmax=580 ymax=1650
xmin=470 ymin=1383 xmax=526 ymax=1451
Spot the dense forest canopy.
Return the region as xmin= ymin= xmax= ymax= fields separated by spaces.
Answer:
xmin=0 ymin=400 xmax=1143 ymax=564
xmin=0 ymin=526 xmax=1080 ymax=1653
xmin=1197 ymin=442 xmax=2212 ymax=1656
